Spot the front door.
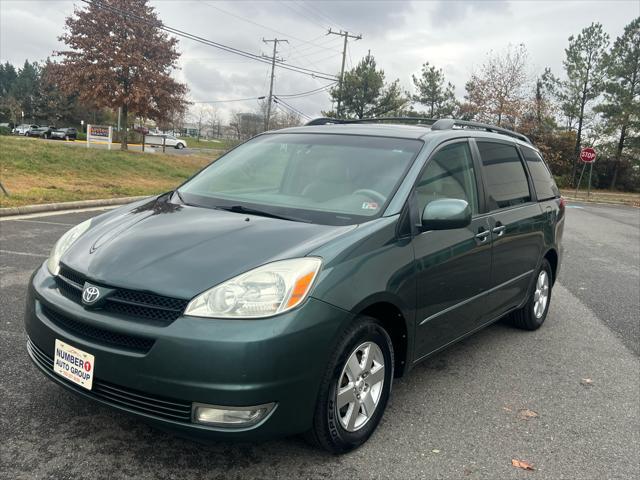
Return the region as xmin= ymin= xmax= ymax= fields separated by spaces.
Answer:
xmin=412 ymin=140 xmax=493 ymax=361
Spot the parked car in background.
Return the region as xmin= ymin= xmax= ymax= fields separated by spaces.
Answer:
xmin=26 ymin=126 xmax=55 ymax=139
xmin=50 ymin=127 xmax=78 ymax=141
xmin=25 ymin=117 xmax=564 ymax=453
xmin=15 ymin=124 xmax=39 ymax=135
xmin=145 ymin=134 xmax=187 ymax=149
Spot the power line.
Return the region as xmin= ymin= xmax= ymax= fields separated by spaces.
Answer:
xmin=295 ymin=1 xmax=352 ymax=33
xmin=276 ymin=0 xmax=328 ymax=30
xmin=273 ymin=96 xmax=312 ymax=120
xmin=201 ymin=1 xmax=342 ymax=53
xmin=81 ymin=0 xmax=338 ymax=82
xmin=191 ymin=96 xmax=266 ymax=104
xmin=275 ymin=82 xmax=337 ymax=98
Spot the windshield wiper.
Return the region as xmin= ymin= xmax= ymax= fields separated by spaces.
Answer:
xmin=173 ymin=189 xmax=186 ymax=204
xmin=216 ymin=205 xmax=309 ymax=223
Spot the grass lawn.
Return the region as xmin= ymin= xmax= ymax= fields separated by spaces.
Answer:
xmin=561 ymin=189 xmax=640 ymax=207
xmin=0 ymin=136 xmax=217 ymax=208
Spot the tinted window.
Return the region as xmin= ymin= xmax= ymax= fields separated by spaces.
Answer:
xmin=521 ymin=147 xmax=560 ymax=200
xmin=477 ymin=142 xmax=531 ymax=209
xmin=415 ymin=142 xmax=478 ymax=215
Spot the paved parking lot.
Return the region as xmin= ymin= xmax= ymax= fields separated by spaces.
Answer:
xmin=1 ymin=202 xmax=638 ymax=479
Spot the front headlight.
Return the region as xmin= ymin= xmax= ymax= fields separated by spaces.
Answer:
xmin=47 ymin=219 xmax=92 ymax=276
xmin=185 ymin=257 xmax=322 ymax=318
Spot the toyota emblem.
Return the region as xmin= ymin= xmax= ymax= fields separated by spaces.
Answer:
xmin=82 ymin=286 xmax=100 ymax=304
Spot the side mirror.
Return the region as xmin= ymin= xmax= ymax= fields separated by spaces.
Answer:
xmin=422 ymin=199 xmax=471 ymax=231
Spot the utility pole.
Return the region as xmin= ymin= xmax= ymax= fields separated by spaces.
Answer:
xmin=327 ymin=29 xmax=362 ymax=118
xmin=262 ymin=38 xmax=288 ymax=131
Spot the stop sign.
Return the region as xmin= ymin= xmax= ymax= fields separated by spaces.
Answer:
xmin=580 ymin=147 xmax=596 ymax=163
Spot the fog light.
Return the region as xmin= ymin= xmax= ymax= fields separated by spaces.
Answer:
xmin=192 ymin=402 xmax=276 ymax=428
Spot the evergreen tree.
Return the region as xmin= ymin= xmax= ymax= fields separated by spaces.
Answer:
xmin=561 ymin=22 xmax=610 ymax=184
xmin=594 ymin=17 xmax=639 ymax=189
xmin=412 ymin=62 xmax=457 ymax=117
xmin=328 ymin=52 xmax=407 ymax=119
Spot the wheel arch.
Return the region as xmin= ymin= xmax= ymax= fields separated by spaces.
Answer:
xmin=356 ymin=300 xmax=410 ymax=378
xmin=543 ymin=248 xmax=559 ymax=284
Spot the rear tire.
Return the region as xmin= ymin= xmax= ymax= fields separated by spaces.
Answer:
xmin=509 ymin=259 xmax=553 ymax=330
xmin=305 ymin=317 xmax=394 ymax=454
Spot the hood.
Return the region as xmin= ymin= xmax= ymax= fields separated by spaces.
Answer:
xmin=62 ymin=196 xmax=354 ymax=299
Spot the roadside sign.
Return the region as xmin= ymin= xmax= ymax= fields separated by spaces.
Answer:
xmin=87 ymin=124 xmax=113 ymax=150
xmin=576 ymin=147 xmax=597 ymax=200
xmin=580 ymin=147 xmax=596 ymax=163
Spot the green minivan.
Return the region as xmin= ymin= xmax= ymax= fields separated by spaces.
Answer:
xmin=25 ymin=118 xmax=564 ymax=453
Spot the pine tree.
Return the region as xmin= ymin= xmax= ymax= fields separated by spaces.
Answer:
xmin=561 ymin=22 xmax=610 ymax=184
xmin=412 ymin=62 xmax=457 ymax=118
xmin=594 ymin=18 xmax=639 ymax=190
xmin=328 ymin=52 xmax=407 ymax=119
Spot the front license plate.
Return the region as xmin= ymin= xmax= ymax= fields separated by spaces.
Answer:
xmin=53 ymin=339 xmax=95 ymax=390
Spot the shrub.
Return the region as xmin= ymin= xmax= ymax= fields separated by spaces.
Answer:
xmin=0 ymin=126 xmax=11 ymax=136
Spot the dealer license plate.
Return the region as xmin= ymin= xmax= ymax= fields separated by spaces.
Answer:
xmin=53 ymin=339 xmax=95 ymax=390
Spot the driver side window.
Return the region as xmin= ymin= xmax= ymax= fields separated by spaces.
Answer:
xmin=415 ymin=142 xmax=478 ymax=215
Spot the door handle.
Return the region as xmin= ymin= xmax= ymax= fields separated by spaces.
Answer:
xmin=492 ymin=224 xmax=506 ymax=237
xmin=475 ymin=230 xmax=490 ymax=242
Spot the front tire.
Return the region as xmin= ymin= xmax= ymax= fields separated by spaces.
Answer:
xmin=509 ymin=259 xmax=553 ymax=330
xmin=305 ymin=317 xmax=394 ymax=454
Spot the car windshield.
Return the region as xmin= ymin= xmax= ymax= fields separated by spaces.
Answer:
xmin=179 ymin=133 xmax=422 ymax=225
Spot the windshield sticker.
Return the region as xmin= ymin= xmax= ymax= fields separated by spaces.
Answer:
xmin=361 ymin=202 xmax=379 ymax=210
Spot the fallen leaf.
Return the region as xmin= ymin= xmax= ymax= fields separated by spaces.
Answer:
xmin=581 ymin=378 xmax=594 ymax=387
xmin=512 ymin=459 xmax=535 ymax=471
xmin=517 ymin=408 xmax=539 ymax=420
xmin=503 ymin=405 xmax=513 ymax=412
xmin=431 ymin=449 xmax=441 ymax=454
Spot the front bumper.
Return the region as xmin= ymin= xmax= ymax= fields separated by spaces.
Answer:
xmin=25 ymin=263 xmax=353 ymax=440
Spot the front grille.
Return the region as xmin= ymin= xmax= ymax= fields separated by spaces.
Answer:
xmin=56 ymin=266 xmax=188 ymax=324
xmin=27 ymin=339 xmax=192 ymax=423
xmin=42 ymin=305 xmax=155 ymax=353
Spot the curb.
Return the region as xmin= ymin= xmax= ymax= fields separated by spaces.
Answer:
xmin=0 ymin=196 xmax=147 ymax=217
xmin=563 ymin=196 xmax=640 ymax=208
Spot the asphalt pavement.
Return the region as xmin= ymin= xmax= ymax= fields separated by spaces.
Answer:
xmin=1 ymin=202 xmax=638 ymax=479
xmin=33 ymin=136 xmax=225 ymax=156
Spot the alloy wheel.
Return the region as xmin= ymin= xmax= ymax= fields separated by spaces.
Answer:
xmin=533 ymin=270 xmax=549 ymax=318
xmin=336 ymin=341 xmax=385 ymax=432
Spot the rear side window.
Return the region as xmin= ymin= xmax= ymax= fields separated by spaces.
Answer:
xmin=520 ymin=147 xmax=560 ymax=200
xmin=477 ymin=141 xmax=531 ymax=209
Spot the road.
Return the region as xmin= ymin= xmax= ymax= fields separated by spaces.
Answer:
xmin=6 ymin=134 xmax=220 ymax=157
xmin=1 ymin=202 xmax=638 ymax=479
xmin=32 ymin=136 xmax=226 ymax=157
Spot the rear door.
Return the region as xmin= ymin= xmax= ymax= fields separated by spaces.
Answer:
xmin=473 ymin=140 xmax=546 ymax=319
xmin=412 ymin=140 xmax=493 ymax=360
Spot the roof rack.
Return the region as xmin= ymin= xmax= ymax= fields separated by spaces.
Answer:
xmin=305 ymin=117 xmax=532 ymax=144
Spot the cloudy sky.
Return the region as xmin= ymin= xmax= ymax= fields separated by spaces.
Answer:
xmin=1 ymin=0 xmax=637 ymax=123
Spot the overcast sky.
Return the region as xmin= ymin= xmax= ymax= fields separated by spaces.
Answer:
xmin=1 ymin=0 xmax=637 ymax=123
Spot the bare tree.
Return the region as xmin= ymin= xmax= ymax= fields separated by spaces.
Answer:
xmin=205 ymin=106 xmax=219 ymax=139
xmin=464 ymin=44 xmax=530 ymax=127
